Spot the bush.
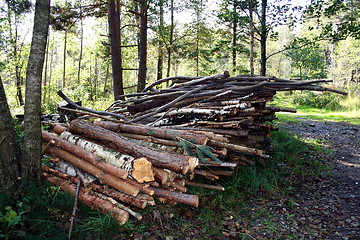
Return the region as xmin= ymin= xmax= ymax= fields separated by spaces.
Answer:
xmin=292 ymin=90 xmax=344 ymax=110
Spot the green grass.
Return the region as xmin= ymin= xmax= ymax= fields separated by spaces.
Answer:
xmin=271 ymin=92 xmax=360 ymax=125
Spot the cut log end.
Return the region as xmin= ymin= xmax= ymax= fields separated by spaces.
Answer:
xmin=187 ymin=156 xmax=199 ymax=172
xmin=131 ymin=158 xmax=155 ymax=183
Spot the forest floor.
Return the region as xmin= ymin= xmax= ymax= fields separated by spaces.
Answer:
xmin=239 ymin=117 xmax=360 ymax=239
xmin=126 ymin=117 xmax=359 ymax=240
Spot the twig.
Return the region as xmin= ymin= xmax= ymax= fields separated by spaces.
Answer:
xmin=68 ymin=180 xmax=81 ymax=240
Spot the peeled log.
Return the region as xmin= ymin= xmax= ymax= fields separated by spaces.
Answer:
xmin=94 ymin=121 xmax=209 ymax=145
xmin=42 ymin=144 xmax=140 ymax=196
xmin=69 ymin=119 xmax=198 ymax=174
xmin=42 ymin=131 xmax=128 ymax=179
xmin=44 ymin=174 xmax=129 ymax=225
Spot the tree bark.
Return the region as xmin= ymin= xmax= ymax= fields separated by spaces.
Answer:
xmin=157 ymin=0 xmax=164 ymax=80
xmin=150 ymin=187 xmax=199 ymax=207
xmin=166 ymin=0 xmax=174 ymax=77
xmin=108 ymin=0 xmax=124 ymax=100
xmin=232 ymin=1 xmax=237 ymax=74
xmin=259 ymin=0 xmax=268 ymax=76
xmin=249 ymin=0 xmax=255 ymax=75
xmin=42 ymin=131 xmax=129 ymax=179
xmin=138 ymin=0 xmax=148 ymax=92
xmin=0 ymin=77 xmax=21 ymax=193
xmin=43 ymin=144 xmax=140 ymax=196
xmin=43 ymin=174 xmax=129 ymax=225
xmin=69 ymin=119 xmax=197 ymax=174
xmin=22 ymin=0 xmax=50 ymax=178
xmin=94 ymin=121 xmax=208 ymax=145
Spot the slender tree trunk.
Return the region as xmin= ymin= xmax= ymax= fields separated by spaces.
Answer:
xmin=232 ymin=2 xmax=237 ymax=75
xmin=62 ymin=31 xmax=67 ymax=89
xmin=43 ymin=31 xmax=50 ymax=105
xmin=22 ymin=0 xmax=50 ymax=178
xmin=138 ymin=0 xmax=148 ymax=92
xmin=249 ymin=0 xmax=255 ymax=75
xmin=0 ymin=77 xmax=21 ymax=194
xmin=259 ymin=0 xmax=267 ymax=76
xmin=166 ymin=0 xmax=174 ymax=78
xmin=77 ymin=18 xmax=84 ymax=84
xmin=108 ymin=0 xmax=124 ymax=100
xmin=157 ymin=0 xmax=164 ymax=80
xmin=104 ymin=65 xmax=109 ymax=96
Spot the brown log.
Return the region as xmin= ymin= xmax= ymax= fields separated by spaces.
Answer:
xmin=167 ymin=181 xmax=187 ymax=193
xmin=92 ymin=192 xmax=142 ymax=220
xmin=152 ymin=167 xmax=169 ymax=185
xmin=119 ymin=133 xmax=179 ymax=147
xmin=69 ymin=119 xmax=198 ymax=174
xmin=93 ymin=121 xmax=208 ymax=145
xmin=207 ymin=139 xmax=268 ymax=158
xmin=53 ymin=124 xmax=68 ymax=135
xmin=42 ymin=144 xmax=140 ymax=196
xmin=185 ymin=181 xmax=225 ymax=191
xmin=42 ymin=166 xmax=148 ymax=209
xmin=43 ymin=173 xmax=129 ymax=225
xmin=150 ymin=187 xmax=199 ymax=207
xmin=193 ymin=169 xmax=219 ymax=180
xmin=124 ymin=178 xmax=154 ymax=196
xmin=42 ymin=131 xmax=129 ymax=179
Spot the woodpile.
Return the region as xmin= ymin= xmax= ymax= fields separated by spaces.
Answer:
xmin=42 ymin=72 xmax=346 ymax=226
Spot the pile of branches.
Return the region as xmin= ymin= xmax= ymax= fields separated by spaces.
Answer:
xmin=42 ymin=72 xmax=346 ymax=226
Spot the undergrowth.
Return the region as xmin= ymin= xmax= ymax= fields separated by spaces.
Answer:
xmin=0 ymin=124 xmax=329 ymax=239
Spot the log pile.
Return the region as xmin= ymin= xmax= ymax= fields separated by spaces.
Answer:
xmin=42 ymin=72 xmax=347 ymax=226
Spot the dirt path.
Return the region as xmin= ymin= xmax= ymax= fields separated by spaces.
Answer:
xmin=280 ymin=118 xmax=360 ymax=239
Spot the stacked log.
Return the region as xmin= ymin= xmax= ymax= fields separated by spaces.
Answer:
xmin=43 ymin=72 xmax=346 ymax=225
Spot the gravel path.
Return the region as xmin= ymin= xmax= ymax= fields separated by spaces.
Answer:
xmin=280 ymin=118 xmax=360 ymax=239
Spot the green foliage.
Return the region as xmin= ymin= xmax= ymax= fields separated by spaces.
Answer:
xmin=178 ymin=138 xmax=221 ymax=163
xmin=292 ymin=90 xmax=344 ymax=110
xmin=285 ymin=41 xmax=326 ymax=79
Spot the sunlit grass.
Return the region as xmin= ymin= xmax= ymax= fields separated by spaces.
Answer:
xmin=272 ymin=92 xmax=360 ymax=125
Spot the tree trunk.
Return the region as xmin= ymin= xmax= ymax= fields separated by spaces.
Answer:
xmin=62 ymin=31 xmax=67 ymax=89
xmin=138 ymin=0 xmax=148 ymax=92
xmin=249 ymin=0 xmax=255 ymax=75
xmin=166 ymin=0 xmax=174 ymax=78
xmin=232 ymin=1 xmax=237 ymax=74
xmin=22 ymin=0 xmax=50 ymax=178
xmin=77 ymin=17 xmax=84 ymax=84
xmin=108 ymin=0 xmax=124 ymax=100
xmin=0 ymin=77 xmax=21 ymax=194
xmin=157 ymin=0 xmax=164 ymax=80
xmin=259 ymin=0 xmax=267 ymax=76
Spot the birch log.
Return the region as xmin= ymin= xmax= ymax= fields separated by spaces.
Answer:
xmin=58 ymin=131 xmax=154 ymax=183
xmin=42 ymin=130 xmax=129 ymax=179
xmin=69 ymin=119 xmax=198 ymax=174
xmin=42 ymin=144 xmax=140 ymax=196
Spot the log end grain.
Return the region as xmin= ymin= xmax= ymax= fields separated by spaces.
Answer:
xmin=132 ymin=158 xmax=155 ymax=183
